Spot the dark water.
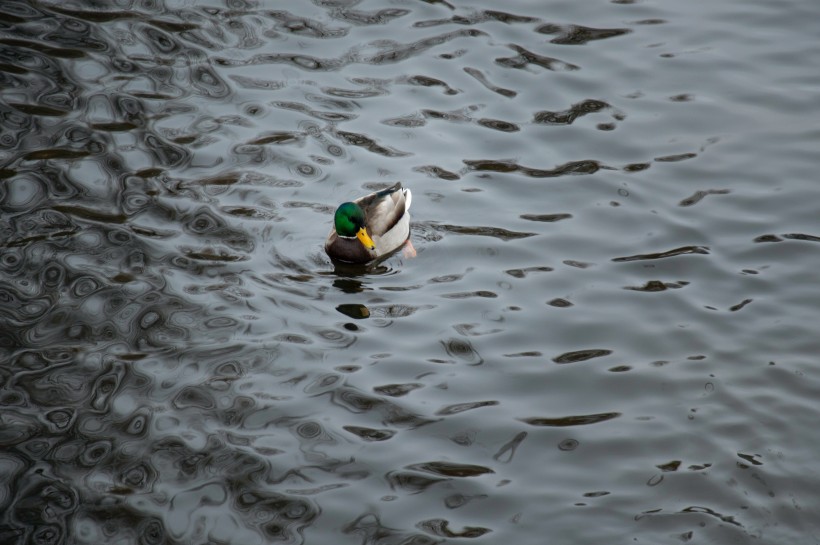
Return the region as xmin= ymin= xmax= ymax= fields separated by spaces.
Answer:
xmin=2 ymin=0 xmax=820 ymax=543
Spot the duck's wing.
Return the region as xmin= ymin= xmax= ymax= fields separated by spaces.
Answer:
xmin=356 ymin=182 xmax=409 ymax=237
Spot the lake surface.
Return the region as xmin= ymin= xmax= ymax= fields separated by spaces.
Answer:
xmin=2 ymin=0 xmax=820 ymax=543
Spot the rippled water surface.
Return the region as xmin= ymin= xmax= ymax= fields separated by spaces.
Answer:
xmin=2 ymin=0 xmax=820 ymax=543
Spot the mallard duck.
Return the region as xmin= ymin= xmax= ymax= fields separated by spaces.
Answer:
xmin=325 ymin=182 xmax=412 ymax=263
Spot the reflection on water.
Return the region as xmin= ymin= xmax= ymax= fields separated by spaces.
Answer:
xmin=3 ymin=0 xmax=820 ymax=543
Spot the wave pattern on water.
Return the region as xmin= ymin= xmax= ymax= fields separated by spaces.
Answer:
xmin=2 ymin=0 xmax=820 ymax=544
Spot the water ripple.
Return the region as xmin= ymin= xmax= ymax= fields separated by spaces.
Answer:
xmin=624 ymin=280 xmax=689 ymax=292
xmin=464 ymin=158 xmax=604 ymax=177
xmin=436 ymin=400 xmax=499 ymax=416
xmin=612 ymin=246 xmax=710 ymax=262
xmin=521 ymin=412 xmax=622 ymax=427
xmin=540 ymin=103 xmax=618 ymax=131
xmin=417 ymin=518 xmax=492 ymax=538
xmin=435 ymin=223 xmax=537 ymax=240
xmin=552 ymin=348 xmax=613 ymax=364
xmin=496 ymin=44 xmax=579 ymax=71
xmin=2 ymin=0 xmax=819 ymax=543
xmin=678 ymin=189 xmax=731 ymax=206
xmin=536 ymin=23 xmax=631 ymax=45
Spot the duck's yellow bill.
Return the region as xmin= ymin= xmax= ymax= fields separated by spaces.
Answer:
xmin=356 ymin=227 xmax=375 ymax=250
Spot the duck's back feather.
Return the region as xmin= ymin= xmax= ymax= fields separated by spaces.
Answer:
xmin=358 ymin=183 xmax=407 ymax=237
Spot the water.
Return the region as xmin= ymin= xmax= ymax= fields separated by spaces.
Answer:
xmin=2 ymin=0 xmax=820 ymax=543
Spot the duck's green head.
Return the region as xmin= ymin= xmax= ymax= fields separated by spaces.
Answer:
xmin=334 ymin=202 xmax=375 ymax=250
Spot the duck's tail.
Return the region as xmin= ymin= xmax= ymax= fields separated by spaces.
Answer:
xmin=403 ymin=187 xmax=412 ymax=212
